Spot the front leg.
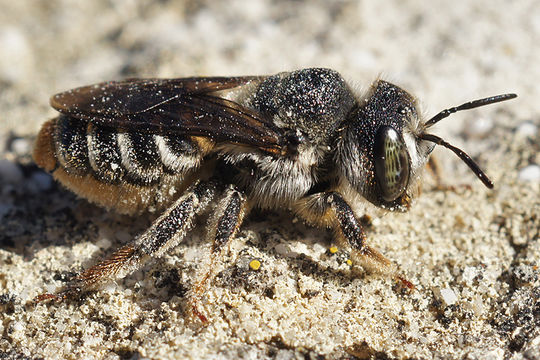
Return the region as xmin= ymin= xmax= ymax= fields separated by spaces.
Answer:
xmin=294 ymin=192 xmax=413 ymax=288
xmin=35 ymin=180 xmax=217 ymax=302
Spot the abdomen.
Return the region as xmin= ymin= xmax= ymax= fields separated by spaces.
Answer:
xmin=34 ymin=115 xmax=213 ymax=214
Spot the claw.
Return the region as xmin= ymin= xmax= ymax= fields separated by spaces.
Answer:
xmin=396 ymin=275 xmax=415 ymax=290
xmin=191 ymin=305 xmax=209 ymax=323
xmin=33 ymin=293 xmax=63 ymax=303
xmin=33 ymin=284 xmax=82 ymax=304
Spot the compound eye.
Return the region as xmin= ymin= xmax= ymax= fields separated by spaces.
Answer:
xmin=374 ymin=126 xmax=410 ymax=202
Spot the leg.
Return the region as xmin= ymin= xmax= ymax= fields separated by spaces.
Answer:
xmin=294 ymin=192 xmax=413 ymax=289
xmin=188 ymin=185 xmax=248 ymax=322
xmin=35 ymin=180 xmax=217 ymax=302
xmin=427 ymin=156 xmax=472 ymax=192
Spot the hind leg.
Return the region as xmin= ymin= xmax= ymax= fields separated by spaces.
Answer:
xmin=35 ymin=180 xmax=217 ymax=302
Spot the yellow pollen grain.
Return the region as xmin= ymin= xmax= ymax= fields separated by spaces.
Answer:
xmin=346 ymin=259 xmax=353 ymax=266
xmin=249 ymin=259 xmax=261 ymax=270
xmin=329 ymin=246 xmax=338 ymax=254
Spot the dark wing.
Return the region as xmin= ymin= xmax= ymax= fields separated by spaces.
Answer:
xmin=50 ymin=76 xmax=286 ymax=152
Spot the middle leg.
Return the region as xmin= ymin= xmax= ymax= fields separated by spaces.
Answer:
xmin=188 ymin=184 xmax=248 ymax=322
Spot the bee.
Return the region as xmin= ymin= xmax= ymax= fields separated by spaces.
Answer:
xmin=33 ymin=68 xmax=516 ymax=321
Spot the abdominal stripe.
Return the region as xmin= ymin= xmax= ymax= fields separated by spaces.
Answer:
xmin=55 ymin=116 xmax=201 ymax=186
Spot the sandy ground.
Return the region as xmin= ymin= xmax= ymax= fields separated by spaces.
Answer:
xmin=0 ymin=1 xmax=539 ymax=359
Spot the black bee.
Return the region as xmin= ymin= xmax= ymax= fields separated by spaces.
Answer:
xmin=33 ymin=68 xmax=516 ymax=321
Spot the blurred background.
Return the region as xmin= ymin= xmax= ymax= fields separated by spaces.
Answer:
xmin=0 ymin=0 xmax=536 ymax=135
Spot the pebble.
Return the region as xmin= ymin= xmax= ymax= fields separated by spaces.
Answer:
xmin=515 ymin=121 xmax=538 ymax=138
xmin=96 ymin=237 xmax=112 ymax=250
xmin=465 ymin=117 xmax=493 ymax=138
xmin=471 ymin=296 xmax=484 ymax=316
xmin=274 ymin=243 xmax=294 ymax=257
xmin=11 ymin=138 xmax=31 ymax=156
xmin=518 ymin=165 xmax=540 ymax=182
xmin=461 ymin=266 xmax=479 ymax=284
xmin=438 ymin=287 xmax=458 ymax=306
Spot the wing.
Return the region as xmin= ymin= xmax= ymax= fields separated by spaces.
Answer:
xmin=50 ymin=76 xmax=286 ymax=153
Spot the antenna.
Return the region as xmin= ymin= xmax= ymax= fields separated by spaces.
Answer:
xmin=420 ymin=133 xmax=494 ymax=188
xmin=426 ymin=93 xmax=517 ymax=128
xmin=421 ymin=93 xmax=517 ymax=188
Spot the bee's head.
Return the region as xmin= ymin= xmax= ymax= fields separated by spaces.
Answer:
xmin=337 ymin=80 xmax=516 ymax=210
